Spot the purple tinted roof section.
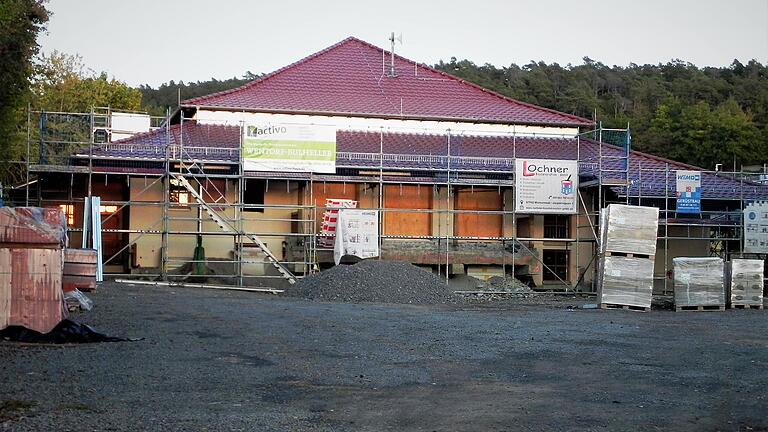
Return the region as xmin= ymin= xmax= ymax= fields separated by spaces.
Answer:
xmin=181 ymin=37 xmax=593 ymax=127
xmin=87 ymin=124 xmax=768 ymax=200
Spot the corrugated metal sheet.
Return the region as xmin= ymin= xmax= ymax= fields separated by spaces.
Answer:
xmin=0 ymin=248 xmax=65 ymax=333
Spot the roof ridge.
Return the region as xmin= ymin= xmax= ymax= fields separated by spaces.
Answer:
xmin=348 ymin=37 xmax=593 ymax=125
xmin=183 ymin=37 xmax=359 ymax=106
xmin=183 ymin=36 xmax=593 ymax=126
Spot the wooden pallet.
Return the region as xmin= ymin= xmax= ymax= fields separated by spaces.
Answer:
xmin=604 ymin=251 xmax=652 ymax=260
xmin=599 ymin=303 xmax=650 ymax=312
xmin=728 ymin=304 xmax=764 ymax=310
xmin=675 ymin=305 xmax=726 ymax=312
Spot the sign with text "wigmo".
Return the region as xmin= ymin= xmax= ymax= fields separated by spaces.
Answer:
xmin=242 ymin=124 xmax=336 ymax=173
xmin=515 ymin=159 xmax=578 ymax=214
xmin=675 ymin=170 xmax=701 ymax=214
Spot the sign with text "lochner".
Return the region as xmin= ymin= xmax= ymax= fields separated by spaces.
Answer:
xmin=675 ymin=170 xmax=701 ymax=214
xmin=515 ymin=159 xmax=578 ymax=214
xmin=242 ymin=124 xmax=336 ymax=173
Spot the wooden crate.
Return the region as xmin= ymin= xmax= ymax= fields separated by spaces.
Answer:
xmin=63 ymin=248 xmax=98 ymax=292
xmin=0 ymin=248 xmax=65 ymax=333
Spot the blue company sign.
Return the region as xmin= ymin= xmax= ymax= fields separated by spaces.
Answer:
xmin=676 ymin=170 xmax=701 ymax=214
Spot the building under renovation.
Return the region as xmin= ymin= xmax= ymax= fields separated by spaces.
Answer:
xmin=16 ymin=37 xmax=768 ymax=291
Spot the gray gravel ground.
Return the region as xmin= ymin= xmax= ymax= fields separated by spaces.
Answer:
xmin=1 ymin=281 xmax=767 ymax=431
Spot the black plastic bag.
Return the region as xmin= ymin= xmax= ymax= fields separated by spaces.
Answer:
xmin=0 ymin=319 xmax=142 ymax=344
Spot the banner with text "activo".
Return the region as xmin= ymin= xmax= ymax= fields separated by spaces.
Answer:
xmin=515 ymin=158 xmax=578 ymax=214
xmin=242 ymin=124 xmax=336 ymax=173
xmin=675 ymin=170 xmax=701 ymax=214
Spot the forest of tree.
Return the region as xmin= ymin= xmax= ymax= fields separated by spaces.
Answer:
xmin=432 ymin=58 xmax=768 ymax=170
xmin=137 ymin=73 xmax=259 ymax=115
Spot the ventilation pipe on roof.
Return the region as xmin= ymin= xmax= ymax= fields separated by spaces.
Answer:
xmin=387 ymin=32 xmax=402 ymax=77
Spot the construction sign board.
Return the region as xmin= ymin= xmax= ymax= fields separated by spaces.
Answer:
xmin=676 ymin=170 xmax=702 ymax=214
xmin=744 ymin=201 xmax=768 ymax=253
xmin=515 ymin=159 xmax=578 ymax=214
xmin=242 ymin=124 xmax=336 ymax=173
xmin=334 ymin=209 xmax=379 ymax=265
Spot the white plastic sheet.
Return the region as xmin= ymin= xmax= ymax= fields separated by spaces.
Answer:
xmin=603 ymin=204 xmax=659 ymax=256
xmin=334 ymin=209 xmax=379 ymax=265
xmin=597 ymin=256 xmax=654 ymax=308
xmin=673 ymin=257 xmax=725 ymax=307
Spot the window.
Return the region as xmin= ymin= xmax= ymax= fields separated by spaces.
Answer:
xmin=543 ymin=250 xmax=568 ymax=281
xmin=543 ymin=215 xmax=570 ymax=239
xmin=243 ymin=179 xmax=265 ymax=212
xmin=169 ymin=178 xmax=190 ymax=206
xmin=59 ymin=204 xmax=75 ymax=226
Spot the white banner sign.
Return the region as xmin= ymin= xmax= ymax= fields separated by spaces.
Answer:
xmin=242 ymin=124 xmax=336 ymax=173
xmin=515 ymin=158 xmax=578 ymax=214
xmin=744 ymin=201 xmax=768 ymax=253
xmin=334 ymin=209 xmax=380 ymax=265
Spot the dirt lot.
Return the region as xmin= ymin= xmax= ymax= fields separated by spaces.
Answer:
xmin=1 ymin=282 xmax=767 ymax=431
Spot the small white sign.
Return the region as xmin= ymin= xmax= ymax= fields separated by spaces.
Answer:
xmin=515 ymin=158 xmax=578 ymax=214
xmin=744 ymin=201 xmax=768 ymax=253
xmin=334 ymin=209 xmax=380 ymax=265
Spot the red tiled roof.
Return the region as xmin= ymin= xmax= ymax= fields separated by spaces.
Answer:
xmin=182 ymin=37 xmax=593 ymax=127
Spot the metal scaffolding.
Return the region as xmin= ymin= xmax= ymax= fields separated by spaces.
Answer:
xmin=10 ymin=107 xmax=762 ymax=292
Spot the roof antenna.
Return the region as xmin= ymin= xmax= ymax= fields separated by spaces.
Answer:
xmin=388 ymin=32 xmax=402 ymax=77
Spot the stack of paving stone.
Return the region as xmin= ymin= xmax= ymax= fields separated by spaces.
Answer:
xmin=597 ymin=204 xmax=659 ymax=311
xmin=726 ymin=259 xmax=764 ymax=309
xmin=673 ymin=257 xmax=725 ymax=311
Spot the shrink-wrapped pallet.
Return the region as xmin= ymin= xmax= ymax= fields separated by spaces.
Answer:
xmin=597 ymin=256 xmax=654 ymax=308
xmin=673 ymin=257 xmax=725 ymax=307
xmin=602 ymin=204 xmax=659 ymax=256
xmin=727 ymin=259 xmax=764 ymax=307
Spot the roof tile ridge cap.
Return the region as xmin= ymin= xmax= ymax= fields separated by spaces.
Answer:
xmin=355 ymin=37 xmax=595 ymax=126
xmin=361 ymin=33 xmax=593 ymax=125
xmin=430 ymin=65 xmax=593 ymax=125
xmin=182 ymin=36 xmax=359 ymax=105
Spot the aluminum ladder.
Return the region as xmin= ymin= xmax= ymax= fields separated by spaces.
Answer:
xmin=172 ymin=174 xmax=297 ymax=284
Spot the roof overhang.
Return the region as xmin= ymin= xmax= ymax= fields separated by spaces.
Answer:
xmin=182 ymin=104 xmax=593 ymax=129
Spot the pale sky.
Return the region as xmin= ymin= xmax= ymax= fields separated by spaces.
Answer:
xmin=39 ymin=0 xmax=768 ymax=87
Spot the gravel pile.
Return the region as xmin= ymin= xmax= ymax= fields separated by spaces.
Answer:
xmin=482 ymin=276 xmax=532 ymax=293
xmin=286 ymin=260 xmax=455 ymax=305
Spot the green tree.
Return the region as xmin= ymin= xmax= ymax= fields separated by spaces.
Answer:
xmin=32 ymin=51 xmax=142 ymax=112
xmin=138 ymin=72 xmax=260 ymax=115
xmin=432 ymin=56 xmax=768 ymax=168
xmin=643 ymin=98 xmax=761 ymax=169
xmin=0 ymin=0 xmax=49 ymax=185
